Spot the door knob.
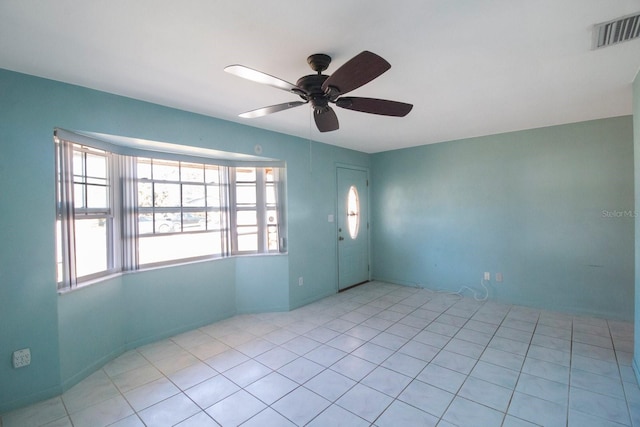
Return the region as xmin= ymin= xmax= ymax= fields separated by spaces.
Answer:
xmin=338 ymin=236 xmax=344 ymax=241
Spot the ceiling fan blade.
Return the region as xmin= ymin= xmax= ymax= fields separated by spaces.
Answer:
xmin=314 ymin=107 xmax=339 ymax=132
xmin=321 ymin=51 xmax=391 ymax=98
xmin=335 ymin=97 xmax=413 ymax=117
xmin=239 ymin=101 xmax=307 ymax=118
xmin=225 ymin=65 xmax=299 ymax=93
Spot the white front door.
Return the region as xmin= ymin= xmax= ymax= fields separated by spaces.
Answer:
xmin=337 ymin=167 xmax=369 ymax=290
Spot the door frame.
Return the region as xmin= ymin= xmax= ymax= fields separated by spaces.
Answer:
xmin=335 ymin=163 xmax=371 ymax=292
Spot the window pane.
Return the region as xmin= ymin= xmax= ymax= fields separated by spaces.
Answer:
xmin=154 ymin=213 xmax=175 ymax=233
xmin=175 ymin=212 xmax=206 ymax=232
xmin=73 ymin=151 xmax=84 ymax=178
xmin=153 ymin=160 xmax=179 ymax=181
xmin=138 ymin=182 xmax=153 ymax=207
xmin=139 ymin=231 xmax=223 ymax=265
xmin=237 ymin=230 xmax=258 ymax=252
xmin=56 ymin=220 xmax=62 ymax=283
xmin=74 ymin=183 xmax=85 ymax=208
xmin=266 ymin=210 xmax=278 ymax=225
xmin=205 ymin=166 xmax=221 ymax=184
xmin=181 ymin=162 xmax=204 ymax=182
xmin=87 ymin=184 xmax=108 ymax=209
xmin=138 ymin=214 xmax=155 ymax=235
xmin=183 ymin=184 xmax=205 ymax=206
xmin=347 ymin=185 xmax=360 ymax=239
xmin=267 ymin=225 xmax=279 ymax=251
xmin=236 ymin=185 xmax=256 ymax=204
xmin=206 ymin=210 xmax=223 ymax=230
xmin=266 ymin=184 xmax=276 ymax=204
xmin=237 ymin=210 xmax=257 ymax=226
xmin=139 ymin=213 xmax=175 ymax=234
xmin=236 ymin=167 xmax=256 ymax=182
xmin=207 ymin=185 xmax=221 ymax=207
xmin=75 ymin=218 xmax=108 ymax=277
xmin=86 ymin=152 xmax=107 ymax=179
xmin=265 ymin=167 xmax=274 ymax=182
xmin=137 ymin=158 xmax=152 ymax=179
xmin=154 ymin=183 xmax=180 ymax=207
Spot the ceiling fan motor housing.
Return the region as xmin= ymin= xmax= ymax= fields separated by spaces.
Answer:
xmin=296 ymin=74 xmax=331 ymax=111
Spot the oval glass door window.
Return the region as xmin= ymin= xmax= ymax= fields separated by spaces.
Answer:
xmin=347 ymin=185 xmax=360 ymax=239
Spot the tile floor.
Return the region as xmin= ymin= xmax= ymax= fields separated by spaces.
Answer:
xmin=2 ymin=281 xmax=640 ymax=426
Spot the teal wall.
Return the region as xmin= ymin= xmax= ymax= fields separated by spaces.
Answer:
xmin=1 ymin=66 xmax=635 ymax=413
xmin=0 ymin=69 xmax=369 ymax=412
xmin=633 ymin=71 xmax=640 ymax=382
xmin=371 ymin=117 xmax=634 ymax=320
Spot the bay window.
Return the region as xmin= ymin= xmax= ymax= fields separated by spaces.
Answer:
xmin=55 ymin=129 xmax=286 ymax=290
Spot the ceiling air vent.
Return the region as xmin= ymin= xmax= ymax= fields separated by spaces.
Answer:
xmin=593 ymin=12 xmax=640 ymax=49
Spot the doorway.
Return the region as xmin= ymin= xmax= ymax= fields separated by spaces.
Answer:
xmin=336 ymin=167 xmax=369 ymax=290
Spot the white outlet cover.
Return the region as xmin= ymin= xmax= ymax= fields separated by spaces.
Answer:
xmin=13 ymin=348 xmax=31 ymax=368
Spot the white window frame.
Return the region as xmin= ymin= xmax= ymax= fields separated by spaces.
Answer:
xmin=55 ymin=129 xmax=286 ymax=291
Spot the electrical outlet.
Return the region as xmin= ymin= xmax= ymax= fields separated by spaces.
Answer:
xmin=484 ymin=272 xmax=491 ymax=281
xmin=13 ymin=348 xmax=31 ymax=369
xmin=298 ymin=277 xmax=304 ymax=286
xmin=496 ymin=273 xmax=503 ymax=282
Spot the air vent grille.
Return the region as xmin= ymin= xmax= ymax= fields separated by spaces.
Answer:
xmin=594 ymin=12 xmax=640 ymax=49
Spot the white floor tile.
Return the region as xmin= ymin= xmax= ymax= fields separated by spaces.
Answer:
xmin=206 ymin=390 xmax=266 ymax=426
xmin=62 ymin=370 xmax=122 ymax=414
xmin=330 ymin=354 xmax=376 ymax=381
xmin=443 ymin=396 xmax=505 ymax=427
xmin=416 ymin=362 xmax=467 ymax=394
xmin=361 ymin=366 xmax=412 ymax=397
xmin=307 ymin=404 xmax=370 ymax=427
xmin=336 ymin=383 xmax=393 ymax=422
xmin=304 ymin=369 xmax=356 ymax=401
xmin=241 ymin=408 xmax=296 ymax=427
xmin=123 ymin=377 xmax=179 ymax=412
xmin=245 ymin=372 xmax=298 ymax=404
xmin=515 ymin=373 xmax=568 ymax=405
xmin=458 ymin=376 xmax=512 ymax=412
xmin=398 ymin=379 xmax=455 ymax=418
xmin=272 ymin=387 xmax=330 ymax=425
xmin=304 ymin=344 xmax=348 ymax=367
xmin=2 ymin=397 xmax=67 ymax=427
xmin=184 ymin=374 xmax=239 ymax=409
xmin=569 ymin=387 xmax=631 ymax=425
xmin=470 ymin=360 xmax=519 ymax=389
xmin=374 ymin=399 xmax=438 ymax=427
xmin=3 ymin=282 xmax=638 ymax=427
xmin=507 ymin=391 xmax=567 ymax=427
xmin=69 ymin=395 xmax=133 ymax=427
xmin=108 ymin=414 xmax=145 ymax=427
xmin=222 ymin=359 xmax=272 ymax=387
xmin=168 ymin=362 xmax=216 ymax=390
xmin=254 ymin=347 xmax=298 ymax=370
xmin=277 ymin=357 xmax=324 ymax=384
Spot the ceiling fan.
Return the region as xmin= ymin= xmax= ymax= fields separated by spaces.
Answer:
xmin=224 ymin=51 xmax=413 ymax=132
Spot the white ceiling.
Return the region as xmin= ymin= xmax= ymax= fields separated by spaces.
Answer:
xmin=1 ymin=1 xmax=639 ymax=153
